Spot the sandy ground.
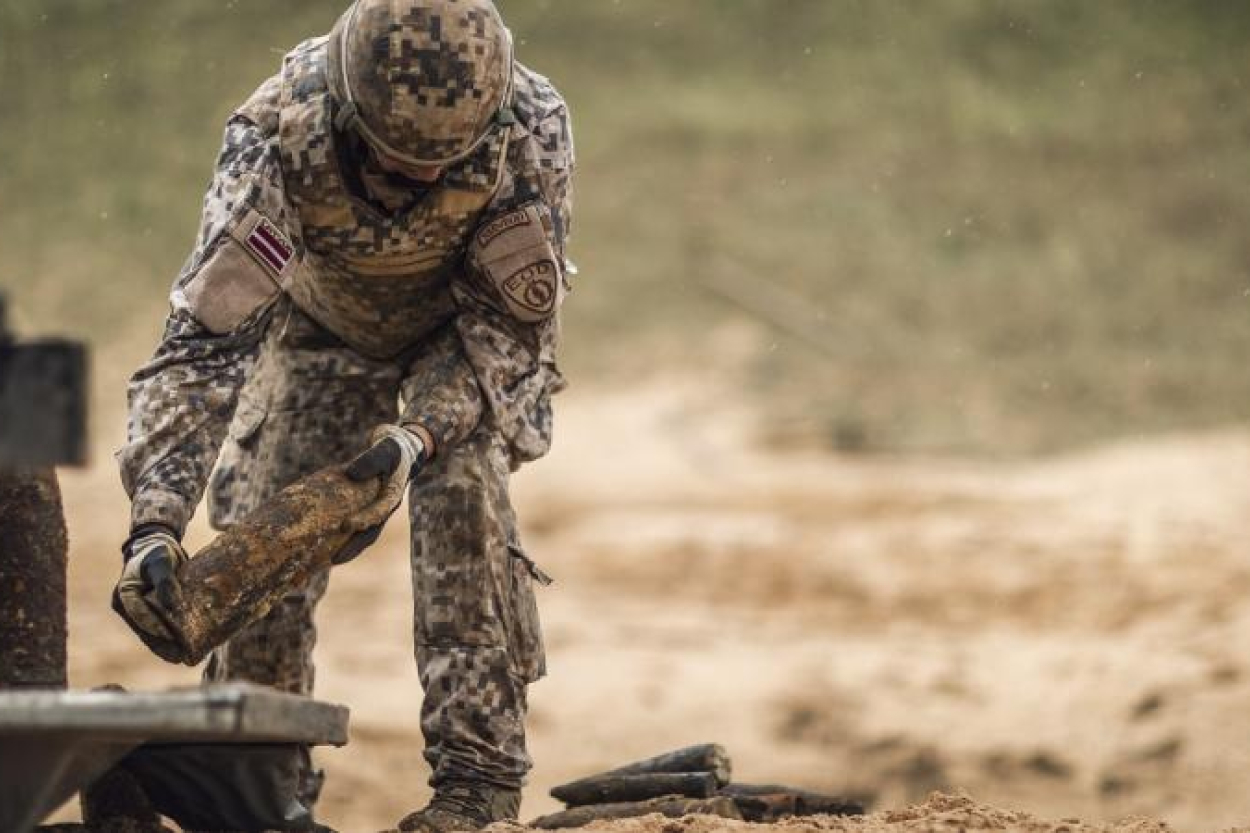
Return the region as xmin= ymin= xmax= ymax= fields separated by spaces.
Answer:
xmin=483 ymin=792 xmax=1187 ymax=833
xmin=43 ymin=379 xmax=1250 ymax=831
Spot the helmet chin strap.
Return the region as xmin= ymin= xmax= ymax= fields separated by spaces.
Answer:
xmin=333 ymin=0 xmax=516 ymax=168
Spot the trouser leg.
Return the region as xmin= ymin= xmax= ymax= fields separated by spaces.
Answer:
xmin=417 ymin=646 xmax=531 ymax=789
xmin=205 ymin=303 xmax=400 ymax=694
xmin=409 ymin=430 xmax=546 ymax=790
xmin=202 ymin=569 xmax=331 ymax=694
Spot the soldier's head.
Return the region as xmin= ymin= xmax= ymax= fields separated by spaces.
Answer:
xmin=328 ymin=0 xmax=513 ymax=178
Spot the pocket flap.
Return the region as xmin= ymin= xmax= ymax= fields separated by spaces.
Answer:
xmin=229 ymin=398 xmax=267 ymax=446
xmin=508 ymin=544 xmax=554 ymax=587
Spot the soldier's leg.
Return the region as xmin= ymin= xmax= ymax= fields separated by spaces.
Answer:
xmin=201 ymin=570 xmax=331 ymax=695
xmin=409 ymin=429 xmax=545 ymax=794
xmin=205 ymin=304 xmax=401 ymax=694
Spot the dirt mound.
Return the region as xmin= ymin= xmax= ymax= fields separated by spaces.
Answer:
xmin=44 ymin=381 xmax=1250 ymax=829
xmin=500 ymin=793 xmax=1174 ymax=833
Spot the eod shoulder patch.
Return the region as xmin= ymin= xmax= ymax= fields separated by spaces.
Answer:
xmin=470 ymin=202 xmax=564 ymax=324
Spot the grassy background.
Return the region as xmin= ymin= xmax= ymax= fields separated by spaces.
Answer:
xmin=2 ymin=1 xmax=1248 ymax=454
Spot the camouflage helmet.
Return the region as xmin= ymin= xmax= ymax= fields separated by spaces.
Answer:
xmin=327 ymin=0 xmax=514 ymax=167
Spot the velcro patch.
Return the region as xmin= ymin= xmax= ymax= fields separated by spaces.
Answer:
xmin=476 ymin=207 xmax=535 ymax=250
xmin=243 ymin=217 xmax=294 ymax=278
xmin=501 ymin=258 xmax=561 ymax=319
xmin=471 ymin=202 xmax=564 ymax=324
xmin=183 ymin=235 xmax=281 ymax=335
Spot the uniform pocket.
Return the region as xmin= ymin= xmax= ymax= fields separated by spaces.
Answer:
xmin=229 ymin=396 xmax=268 ymax=448
xmin=504 ymin=543 xmax=549 ymax=683
xmin=207 ymin=395 xmax=270 ymax=529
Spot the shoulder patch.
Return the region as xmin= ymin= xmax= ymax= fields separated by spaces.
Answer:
xmin=470 ymin=202 xmax=563 ymax=324
xmin=477 ymin=206 xmax=539 ymax=249
xmin=243 ymin=216 xmax=295 ymax=278
xmin=181 ymin=209 xmax=293 ymax=335
xmin=501 ymin=258 xmax=561 ymax=320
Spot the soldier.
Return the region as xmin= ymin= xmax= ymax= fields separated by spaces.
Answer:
xmin=113 ymin=0 xmax=573 ymax=829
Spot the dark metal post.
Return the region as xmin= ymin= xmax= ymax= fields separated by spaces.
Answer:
xmin=0 ymin=292 xmax=87 ymax=690
xmin=0 ymin=467 xmax=68 ymax=689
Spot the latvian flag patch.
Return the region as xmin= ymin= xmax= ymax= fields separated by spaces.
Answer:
xmin=245 ymin=217 xmax=294 ymax=278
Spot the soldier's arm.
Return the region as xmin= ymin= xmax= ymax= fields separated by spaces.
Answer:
xmin=117 ymin=87 xmax=294 ymax=537
xmin=400 ymin=105 xmax=575 ymax=461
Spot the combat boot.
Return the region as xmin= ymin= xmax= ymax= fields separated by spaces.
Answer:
xmin=395 ymin=781 xmax=521 ymax=832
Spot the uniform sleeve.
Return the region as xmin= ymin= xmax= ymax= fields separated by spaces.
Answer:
xmin=116 ymin=96 xmax=293 ymax=537
xmin=400 ymin=105 xmax=575 ymax=464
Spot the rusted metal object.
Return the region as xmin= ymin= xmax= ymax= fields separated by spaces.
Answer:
xmin=0 ymin=295 xmax=87 ymax=690
xmin=611 ymin=743 xmax=731 ymax=784
xmin=124 ymin=465 xmax=382 ymax=666
xmin=552 ymin=744 xmax=732 ymax=800
xmin=532 ymin=796 xmax=742 ymax=829
xmin=546 ymin=746 xmax=864 ymax=827
xmin=720 ymin=783 xmax=864 ymax=821
xmin=0 ymin=467 xmax=68 ymax=690
xmin=551 ymin=772 xmax=719 ymax=807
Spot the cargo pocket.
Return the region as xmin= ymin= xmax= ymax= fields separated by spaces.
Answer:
xmin=503 ymin=543 xmax=551 ymax=683
xmin=207 ymin=396 xmax=269 ymax=529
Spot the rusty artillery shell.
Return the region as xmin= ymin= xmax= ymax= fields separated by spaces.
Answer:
xmin=552 ymin=744 xmax=732 ymax=801
xmin=531 ymin=796 xmax=742 ymax=829
xmin=0 ymin=467 xmax=68 ymax=689
xmin=719 ymin=783 xmax=864 ymax=820
xmin=550 ymin=772 xmax=719 ymax=807
xmin=133 ymin=466 xmax=381 ymax=666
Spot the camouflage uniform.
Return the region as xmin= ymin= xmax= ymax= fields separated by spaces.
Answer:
xmin=117 ymin=20 xmax=572 ymax=793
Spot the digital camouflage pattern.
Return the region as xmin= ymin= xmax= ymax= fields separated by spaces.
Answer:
xmin=119 ymin=46 xmax=573 ymax=537
xmin=118 ymin=3 xmax=573 ymax=795
xmin=203 ymin=315 xmax=544 ymax=788
xmin=328 ymin=0 xmax=513 ymax=165
xmin=413 ymin=430 xmax=546 ymax=789
xmin=206 ymin=299 xmax=402 ymax=527
xmin=203 ymin=567 xmax=332 ymax=697
xmin=115 ymin=115 xmax=283 ymax=535
xmin=273 ymin=34 xmax=507 ymax=359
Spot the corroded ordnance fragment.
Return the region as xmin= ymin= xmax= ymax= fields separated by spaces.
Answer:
xmin=531 ymin=796 xmax=742 ymax=829
xmin=126 ymin=465 xmax=380 ymax=665
xmin=553 ymin=744 xmax=732 ymax=796
xmin=720 ymin=783 xmax=864 ymax=820
xmin=550 ymin=772 xmax=718 ymax=807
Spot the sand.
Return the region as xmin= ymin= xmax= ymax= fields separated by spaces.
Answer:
xmin=486 ymin=792 xmax=1179 ymax=833
xmin=42 ymin=378 xmax=1250 ymax=831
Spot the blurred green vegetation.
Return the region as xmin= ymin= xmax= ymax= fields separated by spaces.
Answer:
xmin=2 ymin=1 xmax=1249 ymax=453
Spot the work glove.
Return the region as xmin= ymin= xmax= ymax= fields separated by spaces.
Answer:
xmin=113 ymin=523 xmax=189 ymax=643
xmin=334 ymin=425 xmax=426 ymax=565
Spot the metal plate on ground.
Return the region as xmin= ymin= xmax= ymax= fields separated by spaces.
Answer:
xmin=0 ymin=684 xmax=349 ymax=833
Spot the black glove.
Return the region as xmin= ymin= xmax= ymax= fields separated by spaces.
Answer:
xmin=334 ymin=425 xmax=426 ymax=565
xmin=113 ymin=523 xmax=188 ymax=644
